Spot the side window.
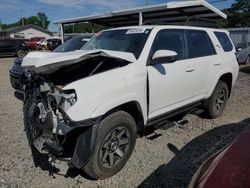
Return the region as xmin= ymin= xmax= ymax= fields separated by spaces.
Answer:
xmin=214 ymin=32 xmax=233 ymax=52
xmin=187 ymin=30 xmax=216 ymax=58
xmin=7 ymin=40 xmax=17 ymax=47
xmin=150 ymin=29 xmax=187 ymax=60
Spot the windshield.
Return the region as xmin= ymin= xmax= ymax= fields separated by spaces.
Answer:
xmin=54 ymin=36 xmax=91 ymax=52
xmin=81 ymin=28 xmax=151 ymax=59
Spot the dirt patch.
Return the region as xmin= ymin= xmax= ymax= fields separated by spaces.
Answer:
xmin=0 ymin=58 xmax=250 ymax=187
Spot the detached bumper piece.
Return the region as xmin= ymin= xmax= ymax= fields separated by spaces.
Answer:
xmin=34 ymin=136 xmax=63 ymax=156
xmin=32 ymin=111 xmax=101 ymax=169
xmin=27 ymin=81 xmax=102 ymax=169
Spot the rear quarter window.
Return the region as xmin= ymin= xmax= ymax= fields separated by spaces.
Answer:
xmin=214 ymin=32 xmax=233 ymax=52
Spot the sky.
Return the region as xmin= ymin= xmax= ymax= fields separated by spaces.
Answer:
xmin=0 ymin=0 xmax=236 ymax=31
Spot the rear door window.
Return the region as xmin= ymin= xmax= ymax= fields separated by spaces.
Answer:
xmin=5 ymin=40 xmax=18 ymax=47
xmin=214 ymin=32 xmax=233 ymax=52
xmin=187 ymin=30 xmax=216 ymax=58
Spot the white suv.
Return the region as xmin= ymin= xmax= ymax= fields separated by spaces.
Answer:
xmin=19 ymin=25 xmax=239 ymax=179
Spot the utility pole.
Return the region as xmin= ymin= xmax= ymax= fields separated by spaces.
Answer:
xmin=146 ymin=0 xmax=149 ymax=5
xmin=19 ymin=10 xmax=24 ymax=26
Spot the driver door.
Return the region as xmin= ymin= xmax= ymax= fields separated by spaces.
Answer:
xmin=147 ymin=29 xmax=195 ymax=119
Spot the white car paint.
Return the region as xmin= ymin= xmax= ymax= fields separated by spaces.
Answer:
xmin=22 ymin=25 xmax=239 ymax=124
xmin=22 ymin=49 xmax=136 ymax=73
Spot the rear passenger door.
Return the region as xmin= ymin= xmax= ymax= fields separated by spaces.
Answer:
xmin=186 ymin=30 xmax=217 ymax=101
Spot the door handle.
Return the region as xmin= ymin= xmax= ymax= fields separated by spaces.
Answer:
xmin=185 ymin=67 xmax=194 ymax=72
xmin=213 ymin=63 xmax=221 ymax=66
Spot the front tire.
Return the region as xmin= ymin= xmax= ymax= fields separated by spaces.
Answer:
xmin=203 ymin=81 xmax=229 ymax=119
xmin=82 ymin=111 xmax=137 ymax=180
xmin=23 ymin=95 xmax=50 ymax=167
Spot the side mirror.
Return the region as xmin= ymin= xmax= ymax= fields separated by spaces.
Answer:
xmin=236 ymin=47 xmax=242 ymax=51
xmin=150 ymin=50 xmax=177 ymax=65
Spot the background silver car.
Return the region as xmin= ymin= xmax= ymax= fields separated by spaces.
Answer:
xmin=236 ymin=42 xmax=250 ymax=64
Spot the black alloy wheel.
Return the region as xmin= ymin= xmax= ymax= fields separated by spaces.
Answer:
xmin=100 ymin=127 xmax=130 ymax=168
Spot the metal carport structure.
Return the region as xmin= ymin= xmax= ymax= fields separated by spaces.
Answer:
xmin=54 ymin=0 xmax=227 ymax=42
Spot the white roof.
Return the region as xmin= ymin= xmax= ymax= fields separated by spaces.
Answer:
xmin=54 ymin=0 xmax=227 ymax=27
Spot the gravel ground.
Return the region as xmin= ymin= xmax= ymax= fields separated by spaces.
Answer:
xmin=0 ymin=57 xmax=250 ymax=188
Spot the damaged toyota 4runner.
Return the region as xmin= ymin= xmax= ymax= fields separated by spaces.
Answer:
xmin=15 ymin=26 xmax=239 ymax=179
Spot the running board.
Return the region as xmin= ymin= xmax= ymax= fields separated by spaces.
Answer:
xmin=146 ymin=101 xmax=202 ymax=127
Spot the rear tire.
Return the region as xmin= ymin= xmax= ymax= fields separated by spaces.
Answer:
xmin=16 ymin=50 xmax=26 ymax=57
xmin=82 ymin=111 xmax=137 ymax=180
xmin=203 ymin=81 xmax=229 ymax=119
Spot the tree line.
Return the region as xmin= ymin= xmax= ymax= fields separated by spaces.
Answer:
xmin=0 ymin=12 xmax=50 ymax=30
xmin=217 ymin=0 xmax=250 ymax=28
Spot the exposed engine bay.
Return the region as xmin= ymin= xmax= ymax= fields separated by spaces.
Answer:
xmin=21 ymin=50 xmax=133 ymax=168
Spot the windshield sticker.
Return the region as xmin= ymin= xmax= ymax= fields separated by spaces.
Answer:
xmin=126 ymin=28 xmax=146 ymax=34
xmin=82 ymin=38 xmax=90 ymax=42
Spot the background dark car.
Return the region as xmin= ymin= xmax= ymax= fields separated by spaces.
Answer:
xmin=9 ymin=34 xmax=94 ymax=101
xmin=235 ymin=42 xmax=250 ymax=64
xmin=53 ymin=34 xmax=94 ymax=52
xmin=0 ymin=38 xmax=29 ymax=57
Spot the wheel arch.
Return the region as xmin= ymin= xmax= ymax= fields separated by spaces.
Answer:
xmin=208 ymin=71 xmax=233 ymax=99
xmin=100 ymin=101 xmax=145 ymax=136
xmin=218 ymin=73 xmax=233 ymax=98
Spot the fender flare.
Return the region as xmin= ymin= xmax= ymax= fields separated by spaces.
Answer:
xmin=71 ymin=123 xmax=99 ymax=169
xmin=207 ymin=69 xmax=233 ymax=99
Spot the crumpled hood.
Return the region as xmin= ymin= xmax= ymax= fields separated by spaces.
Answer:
xmin=22 ymin=49 xmax=136 ymax=74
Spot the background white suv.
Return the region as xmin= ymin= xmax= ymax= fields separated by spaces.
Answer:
xmin=19 ymin=25 xmax=239 ymax=180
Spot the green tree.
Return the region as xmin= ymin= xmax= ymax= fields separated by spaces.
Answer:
xmin=64 ymin=22 xmax=107 ymax=34
xmin=218 ymin=0 xmax=250 ymax=28
xmin=36 ymin=12 xmax=50 ymax=29
xmin=231 ymin=0 xmax=250 ymax=12
xmin=1 ymin=12 xmax=50 ymax=30
xmin=17 ymin=16 xmax=40 ymax=26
